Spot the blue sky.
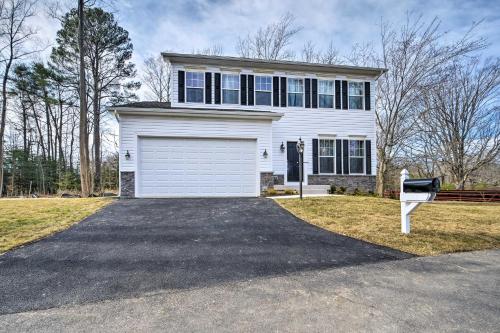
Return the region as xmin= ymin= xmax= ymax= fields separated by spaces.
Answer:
xmin=35 ymin=0 xmax=500 ymax=67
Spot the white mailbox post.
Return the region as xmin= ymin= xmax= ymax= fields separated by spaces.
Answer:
xmin=400 ymin=169 xmax=440 ymax=234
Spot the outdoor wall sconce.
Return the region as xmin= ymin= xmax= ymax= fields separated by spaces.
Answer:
xmin=263 ymin=149 xmax=268 ymax=158
xmin=125 ymin=150 xmax=131 ymax=160
xmin=280 ymin=142 xmax=285 ymax=153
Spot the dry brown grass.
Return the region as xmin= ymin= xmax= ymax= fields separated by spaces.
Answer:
xmin=276 ymin=196 xmax=500 ymax=256
xmin=0 ymin=198 xmax=113 ymax=253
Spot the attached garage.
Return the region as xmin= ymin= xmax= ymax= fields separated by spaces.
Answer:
xmin=137 ymin=137 xmax=258 ymax=197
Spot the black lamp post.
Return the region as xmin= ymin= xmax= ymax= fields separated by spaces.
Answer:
xmin=296 ymin=137 xmax=305 ymax=200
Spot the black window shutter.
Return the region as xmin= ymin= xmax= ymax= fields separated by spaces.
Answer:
xmin=365 ymin=140 xmax=372 ymax=175
xmin=364 ymin=81 xmax=371 ymax=110
xmin=248 ymin=75 xmax=254 ymax=106
xmin=214 ymin=73 xmax=221 ymax=104
xmin=342 ymin=80 xmax=348 ymax=110
xmin=336 ymin=139 xmax=342 ymax=174
xmin=343 ymin=139 xmax=349 ymax=174
xmin=178 ymin=70 xmax=185 ymax=103
xmin=335 ymin=80 xmax=341 ymax=109
xmin=312 ymin=139 xmax=318 ymax=174
xmin=280 ymin=77 xmax=287 ymax=107
xmin=311 ymin=79 xmax=318 ymax=108
xmin=305 ymin=78 xmax=311 ymax=108
xmin=205 ymin=72 xmax=212 ymax=104
xmin=240 ymin=74 xmax=247 ymax=105
xmin=273 ymin=76 xmax=280 ymax=107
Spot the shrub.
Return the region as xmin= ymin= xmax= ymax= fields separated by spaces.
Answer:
xmin=284 ymin=189 xmax=297 ymax=195
xmin=265 ymin=188 xmax=277 ymax=196
xmin=352 ymin=188 xmax=362 ymax=195
xmin=441 ymin=183 xmax=456 ymax=191
xmin=328 ymin=184 xmax=337 ymax=194
xmin=336 ymin=186 xmax=346 ymax=194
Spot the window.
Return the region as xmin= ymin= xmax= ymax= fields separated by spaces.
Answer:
xmin=319 ymin=80 xmax=334 ymax=108
xmin=349 ymin=140 xmax=365 ymax=174
xmin=222 ymin=74 xmax=239 ymax=104
xmin=287 ymin=78 xmax=303 ymax=107
xmin=348 ymin=82 xmax=364 ymax=109
xmin=186 ymin=72 xmax=204 ymax=103
xmin=319 ymin=139 xmax=335 ymax=174
xmin=255 ymin=76 xmax=272 ymax=106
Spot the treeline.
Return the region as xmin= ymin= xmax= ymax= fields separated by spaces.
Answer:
xmin=0 ymin=1 xmax=138 ymax=196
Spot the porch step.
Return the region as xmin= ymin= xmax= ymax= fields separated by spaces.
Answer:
xmin=274 ymin=185 xmax=330 ymax=195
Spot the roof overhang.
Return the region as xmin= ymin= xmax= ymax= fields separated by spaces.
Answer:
xmin=108 ymin=107 xmax=284 ymax=121
xmin=162 ymin=52 xmax=387 ymax=78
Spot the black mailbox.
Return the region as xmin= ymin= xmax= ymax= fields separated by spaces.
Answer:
xmin=403 ymin=178 xmax=440 ymax=193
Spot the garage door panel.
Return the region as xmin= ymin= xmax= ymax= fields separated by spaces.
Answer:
xmin=138 ymin=137 xmax=257 ymax=197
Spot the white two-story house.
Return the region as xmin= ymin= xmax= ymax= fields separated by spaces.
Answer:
xmin=110 ymin=53 xmax=386 ymax=198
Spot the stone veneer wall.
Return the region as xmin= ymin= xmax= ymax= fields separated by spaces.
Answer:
xmin=120 ymin=171 xmax=135 ymax=198
xmin=273 ymin=174 xmax=285 ymax=185
xmin=308 ymin=175 xmax=376 ymax=193
xmin=260 ymin=172 xmax=274 ymax=191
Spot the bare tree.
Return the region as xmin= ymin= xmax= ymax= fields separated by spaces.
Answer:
xmin=193 ymin=44 xmax=223 ymax=56
xmin=319 ymin=41 xmax=341 ymax=65
xmin=237 ymin=12 xmax=301 ymax=60
xmin=142 ymin=55 xmax=170 ymax=102
xmin=418 ymin=58 xmax=499 ymax=189
xmin=301 ymin=40 xmax=341 ymax=64
xmin=0 ymin=0 xmax=38 ymax=197
xmin=78 ymin=0 xmax=92 ymax=197
xmin=373 ymin=14 xmax=485 ymax=195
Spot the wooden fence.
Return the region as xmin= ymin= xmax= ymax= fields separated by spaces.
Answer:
xmin=384 ymin=190 xmax=500 ymax=203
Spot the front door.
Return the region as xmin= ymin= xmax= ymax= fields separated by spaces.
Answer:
xmin=287 ymin=141 xmax=300 ymax=182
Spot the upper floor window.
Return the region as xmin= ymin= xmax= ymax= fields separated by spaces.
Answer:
xmin=318 ymin=80 xmax=334 ymax=108
xmin=349 ymin=140 xmax=365 ymax=174
xmin=186 ymin=72 xmax=204 ymax=103
xmin=222 ymin=74 xmax=239 ymax=104
xmin=288 ymin=78 xmax=304 ymax=107
xmin=255 ymin=76 xmax=272 ymax=106
xmin=348 ymin=82 xmax=364 ymax=110
xmin=319 ymin=139 xmax=336 ymax=174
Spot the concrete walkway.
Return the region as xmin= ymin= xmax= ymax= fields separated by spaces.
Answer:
xmin=1 ymin=250 xmax=498 ymax=332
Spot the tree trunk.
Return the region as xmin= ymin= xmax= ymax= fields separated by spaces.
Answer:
xmin=78 ymin=0 xmax=92 ymax=197
xmin=93 ymin=75 xmax=101 ymax=194
xmin=376 ymin=149 xmax=387 ymax=197
xmin=0 ymin=53 xmax=13 ymax=197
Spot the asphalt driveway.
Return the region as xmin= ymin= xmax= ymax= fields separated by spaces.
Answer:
xmin=0 ymin=198 xmax=411 ymax=315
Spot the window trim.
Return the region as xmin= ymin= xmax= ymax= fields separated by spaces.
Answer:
xmin=221 ymin=73 xmax=240 ymax=105
xmin=184 ymin=71 xmax=205 ymax=104
xmin=348 ymin=80 xmax=365 ymax=110
xmin=287 ymin=77 xmax=304 ymax=108
xmin=348 ymin=139 xmax=366 ymax=175
xmin=318 ymin=138 xmax=336 ymax=175
xmin=254 ymin=75 xmax=273 ymax=106
xmin=318 ymin=79 xmax=335 ymax=109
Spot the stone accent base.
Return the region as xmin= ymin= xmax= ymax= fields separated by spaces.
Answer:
xmin=260 ymin=172 xmax=274 ymax=192
xmin=273 ymin=174 xmax=285 ymax=185
xmin=308 ymin=175 xmax=376 ymax=193
xmin=120 ymin=171 xmax=135 ymax=198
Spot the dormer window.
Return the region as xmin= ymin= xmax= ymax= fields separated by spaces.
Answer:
xmin=287 ymin=78 xmax=304 ymax=107
xmin=186 ymin=72 xmax=204 ymax=103
xmin=222 ymin=74 xmax=239 ymax=104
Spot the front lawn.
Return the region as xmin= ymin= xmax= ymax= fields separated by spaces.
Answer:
xmin=0 ymin=198 xmax=113 ymax=253
xmin=276 ymin=196 xmax=500 ymax=256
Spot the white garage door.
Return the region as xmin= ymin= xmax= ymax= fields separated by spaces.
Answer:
xmin=138 ymin=137 xmax=258 ymax=197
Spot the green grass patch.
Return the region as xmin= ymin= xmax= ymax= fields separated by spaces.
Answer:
xmin=0 ymin=198 xmax=113 ymax=253
xmin=276 ymin=196 xmax=500 ymax=256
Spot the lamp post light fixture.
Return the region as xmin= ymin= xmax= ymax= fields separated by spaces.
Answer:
xmin=296 ymin=137 xmax=305 ymax=199
xmin=263 ymin=149 xmax=268 ymax=158
xmin=125 ymin=150 xmax=131 ymax=160
xmin=280 ymin=142 xmax=285 ymax=153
